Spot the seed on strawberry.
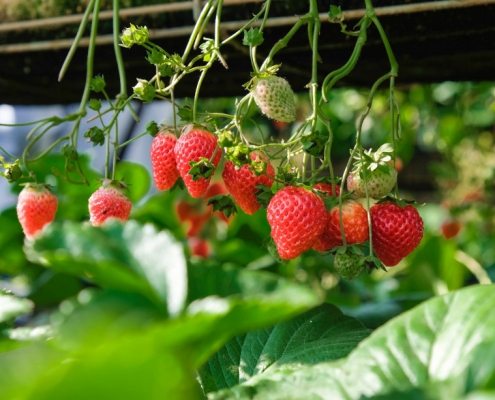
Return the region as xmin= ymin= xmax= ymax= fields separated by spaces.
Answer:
xmin=252 ymin=76 xmax=296 ymax=123
xmin=222 ymin=152 xmax=275 ymax=215
xmin=313 ymin=199 xmax=369 ymax=252
xmin=370 ymin=201 xmax=424 ymax=266
xmin=267 ymin=186 xmax=327 ymax=260
xmin=88 ymin=180 xmax=132 ymax=226
xmin=334 ymin=252 xmax=365 ymax=280
xmin=17 ymin=183 xmax=58 ymax=240
xmin=150 ymin=130 xmax=180 ymax=191
xmin=175 ymin=125 xmax=221 ymax=198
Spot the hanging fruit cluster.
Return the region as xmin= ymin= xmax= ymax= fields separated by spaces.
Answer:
xmin=2 ymin=0 xmax=425 ymax=279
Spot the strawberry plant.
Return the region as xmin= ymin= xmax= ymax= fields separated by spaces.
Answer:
xmin=0 ymin=0 xmax=494 ymax=399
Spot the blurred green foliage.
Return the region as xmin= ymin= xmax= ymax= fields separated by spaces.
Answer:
xmin=0 ymin=81 xmax=494 ymax=398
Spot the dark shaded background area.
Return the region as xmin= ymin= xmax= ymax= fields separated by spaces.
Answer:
xmin=1 ymin=0 xmax=495 ymax=104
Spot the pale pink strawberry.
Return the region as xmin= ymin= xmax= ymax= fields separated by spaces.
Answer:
xmin=88 ymin=180 xmax=132 ymax=226
xmin=17 ymin=184 xmax=58 ymax=240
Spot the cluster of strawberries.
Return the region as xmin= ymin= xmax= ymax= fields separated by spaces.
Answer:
xmin=14 ymin=123 xmax=424 ymax=282
xmin=16 ymin=122 xmax=424 ymax=279
xmin=16 ymin=179 xmax=132 ymax=241
xmin=149 ymin=124 xmax=424 ymax=274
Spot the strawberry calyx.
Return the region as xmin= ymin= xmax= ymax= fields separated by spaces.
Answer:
xmin=1 ymin=159 xmax=24 ymax=183
xmin=207 ymin=194 xmax=238 ymax=219
xmin=351 ymin=143 xmax=395 ymax=177
xmin=373 ymin=195 xmax=423 ymax=207
xmin=99 ymin=178 xmax=130 ymax=193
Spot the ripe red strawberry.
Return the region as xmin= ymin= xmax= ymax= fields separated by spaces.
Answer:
xmin=252 ymin=76 xmax=296 ymax=123
xmin=88 ymin=180 xmax=132 ymax=226
xmin=334 ymin=252 xmax=365 ymax=280
xmin=188 ymin=237 xmax=210 ymax=258
xmin=150 ymin=130 xmax=179 ymax=191
xmin=441 ymin=219 xmax=462 ymax=239
xmin=176 ymin=200 xmax=196 ymax=222
xmin=313 ymin=182 xmax=341 ymax=197
xmin=370 ymin=201 xmax=424 ymax=266
xmin=222 ymin=152 xmax=275 ymax=215
xmin=267 ymin=186 xmax=327 ymax=260
xmin=313 ymin=199 xmax=369 ymax=252
xmin=174 ymin=126 xmax=221 ymax=198
xmin=17 ymin=183 xmax=58 ymax=240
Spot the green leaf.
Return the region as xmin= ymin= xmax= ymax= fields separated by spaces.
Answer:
xmin=207 ymin=195 xmax=238 ymax=218
xmin=242 ymin=28 xmax=264 ymax=47
xmin=24 ymin=221 xmax=187 ymax=315
xmin=0 ymin=293 xmax=33 ymax=324
xmin=301 ymin=130 xmax=329 ymax=158
xmin=200 ymin=303 xmax=371 ymax=393
xmin=178 ymin=105 xmax=194 ymax=123
xmin=210 ymin=284 xmax=495 ymax=399
xmin=114 ymin=161 xmax=151 ymax=203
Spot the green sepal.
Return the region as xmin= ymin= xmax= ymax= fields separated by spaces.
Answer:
xmin=88 ymin=99 xmax=102 ymax=111
xmin=207 ymin=194 xmax=238 ymax=219
xmin=199 ymin=38 xmax=215 ymax=62
xmin=120 ymin=24 xmax=149 ymax=48
xmin=90 ymin=75 xmax=106 ymax=93
xmin=328 ymin=5 xmax=344 ymax=23
xmin=217 ymin=130 xmax=235 ymax=148
xmin=277 ymin=164 xmax=298 ymax=186
xmin=146 ymin=47 xmax=166 ymax=65
xmin=374 ymin=195 xmax=424 ymax=207
xmin=301 ymin=130 xmax=329 ymax=158
xmin=264 ymin=236 xmax=290 ymax=265
xmin=60 ymin=144 xmax=79 ymax=161
xmin=188 ymin=158 xmax=216 ymax=181
xmin=146 ymin=121 xmax=160 ymax=137
xmin=224 ymin=144 xmax=250 ymax=168
xmin=255 ymin=184 xmax=274 ymax=209
xmin=177 ymin=105 xmax=194 ymax=123
xmin=132 ymin=79 xmax=156 ymax=103
xmin=0 ymin=159 xmax=23 ymax=183
xmin=242 ymin=28 xmax=264 ymax=47
xmin=84 ymin=126 xmax=105 ymax=146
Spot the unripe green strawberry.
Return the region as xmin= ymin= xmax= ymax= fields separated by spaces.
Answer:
xmin=347 ymin=166 xmax=397 ymax=199
xmin=17 ymin=183 xmax=58 ymax=240
xmin=267 ymin=186 xmax=327 ymax=260
xmin=252 ymin=76 xmax=296 ymax=123
xmin=150 ymin=130 xmax=180 ymax=191
xmin=88 ymin=180 xmax=132 ymax=226
xmin=334 ymin=252 xmax=364 ymax=280
xmin=370 ymin=201 xmax=424 ymax=266
xmin=222 ymin=152 xmax=275 ymax=215
xmin=313 ymin=199 xmax=369 ymax=252
xmin=175 ymin=126 xmax=221 ymax=198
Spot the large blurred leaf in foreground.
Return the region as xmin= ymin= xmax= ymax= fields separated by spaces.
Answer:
xmin=24 ymin=220 xmax=187 ymax=315
xmin=200 ymin=303 xmax=371 ymax=393
xmin=210 ymin=284 xmax=495 ymax=399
